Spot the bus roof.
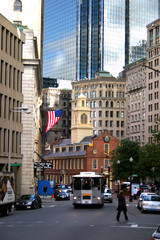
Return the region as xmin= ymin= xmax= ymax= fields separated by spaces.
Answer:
xmin=73 ymin=172 xmax=102 ymax=178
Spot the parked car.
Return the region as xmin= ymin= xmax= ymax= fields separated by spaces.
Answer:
xmin=137 ymin=192 xmax=156 ymax=209
xmin=55 ymin=189 xmax=70 ymax=200
xmin=141 ymin=195 xmax=160 ymax=213
xmin=67 ymin=185 xmax=73 ymax=194
xmin=140 ymin=184 xmax=150 ymax=192
xmin=54 ymin=184 xmax=69 ymax=194
xmin=103 ymin=188 xmax=113 ymax=203
xmin=15 ymin=194 xmax=42 ymax=210
xmin=151 ymin=225 xmax=160 ymax=240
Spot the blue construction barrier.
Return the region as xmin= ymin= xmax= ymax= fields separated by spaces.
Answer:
xmin=38 ymin=180 xmax=55 ymax=196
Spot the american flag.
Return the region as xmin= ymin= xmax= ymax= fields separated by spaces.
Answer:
xmin=45 ymin=109 xmax=62 ymax=133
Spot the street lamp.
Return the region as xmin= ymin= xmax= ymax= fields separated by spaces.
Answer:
xmin=108 ymin=163 xmax=110 ymax=189
xmin=129 ymin=157 xmax=133 ymax=202
xmin=117 ymin=160 xmax=120 ymax=197
xmin=8 ymin=107 xmax=31 ymax=172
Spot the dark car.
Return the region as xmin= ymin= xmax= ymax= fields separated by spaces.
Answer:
xmin=67 ymin=185 xmax=73 ymax=194
xmin=55 ymin=189 xmax=70 ymax=200
xmin=15 ymin=194 xmax=42 ymax=210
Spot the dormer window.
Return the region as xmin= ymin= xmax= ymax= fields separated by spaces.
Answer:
xmin=62 ymin=147 xmax=66 ymax=152
xmin=55 ymin=147 xmax=59 ymax=153
xmin=69 ymin=146 xmax=73 ymax=152
xmin=76 ymin=146 xmax=81 ymax=151
xmin=14 ymin=0 xmax=22 ymax=11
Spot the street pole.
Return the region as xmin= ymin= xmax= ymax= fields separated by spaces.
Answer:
xmin=117 ymin=160 xmax=120 ymax=197
xmin=129 ymin=157 xmax=133 ymax=202
xmin=108 ymin=164 xmax=110 ymax=189
xmin=8 ymin=110 xmax=12 ymax=172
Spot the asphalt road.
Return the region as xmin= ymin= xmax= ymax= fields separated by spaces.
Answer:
xmin=0 ymin=196 xmax=159 ymax=240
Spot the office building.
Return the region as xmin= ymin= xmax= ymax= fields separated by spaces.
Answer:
xmin=0 ymin=13 xmax=25 ymax=196
xmin=124 ymin=58 xmax=146 ymax=145
xmin=1 ymin=0 xmax=44 ymax=195
xmin=145 ymin=19 xmax=160 ymax=144
xmin=43 ymin=0 xmax=160 ymax=80
xmin=71 ymin=71 xmax=126 ymax=140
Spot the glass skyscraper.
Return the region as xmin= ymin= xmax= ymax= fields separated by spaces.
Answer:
xmin=43 ymin=0 xmax=160 ymax=80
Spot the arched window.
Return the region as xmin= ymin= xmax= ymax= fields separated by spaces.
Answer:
xmin=14 ymin=0 xmax=22 ymax=11
xmin=106 ymin=101 xmax=109 ymax=108
xmin=81 ymin=114 xmax=87 ymax=124
xmin=99 ymin=101 xmax=102 ymax=107
xmin=82 ymin=100 xmax=85 ymax=107
xmin=110 ymin=101 xmax=113 ymax=108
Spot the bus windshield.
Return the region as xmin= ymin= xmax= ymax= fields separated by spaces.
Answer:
xmin=82 ymin=178 xmax=91 ymax=190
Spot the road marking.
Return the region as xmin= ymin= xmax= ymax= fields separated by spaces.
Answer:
xmin=131 ymin=224 xmax=138 ymax=228
xmin=49 ymin=205 xmax=55 ymax=207
xmin=89 ymin=225 xmax=95 ymax=227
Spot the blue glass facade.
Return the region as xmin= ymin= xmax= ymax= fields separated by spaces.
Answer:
xmin=43 ymin=0 xmax=160 ymax=80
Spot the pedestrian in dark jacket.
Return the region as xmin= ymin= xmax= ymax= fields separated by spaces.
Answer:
xmin=116 ymin=190 xmax=128 ymax=222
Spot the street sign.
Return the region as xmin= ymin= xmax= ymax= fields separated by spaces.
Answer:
xmin=34 ymin=162 xmax=52 ymax=169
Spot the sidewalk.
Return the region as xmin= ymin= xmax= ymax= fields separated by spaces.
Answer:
xmin=40 ymin=195 xmax=55 ymax=203
xmin=113 ymin=193 xmax=137 ymax=204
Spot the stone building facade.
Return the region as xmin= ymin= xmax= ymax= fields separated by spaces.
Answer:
xmin=1 ymin=1 xmax=44 ymax=196
xmin=145 ymin=19 xmax=160 ymax=144
xmin=124 ymin=58 xmax=146 ymax=145
xmin=42 ymin=87 xmax=72 ymax=146
xmin=71 ymin=71 xmax=126 ymax=141
xmin=0 ymin=14 xmax=25 ymax=196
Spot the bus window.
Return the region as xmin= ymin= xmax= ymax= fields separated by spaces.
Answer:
xmin=82 ymin=178 xmax=91 ymax=190
xmin=74 ymin=178 xmax=81 ymax=190
xmin=92 ymin=178 xmax=100 ymax=190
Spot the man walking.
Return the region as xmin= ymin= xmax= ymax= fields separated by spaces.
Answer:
xmin=116 ymin=190 xmax=128 ymax=222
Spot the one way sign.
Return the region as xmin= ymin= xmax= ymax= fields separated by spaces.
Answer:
xmin=34 ymin=162 xmax=52 ymax=169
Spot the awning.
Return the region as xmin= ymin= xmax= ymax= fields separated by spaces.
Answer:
xmin=11 ymin=163 xmax=22 ymax=167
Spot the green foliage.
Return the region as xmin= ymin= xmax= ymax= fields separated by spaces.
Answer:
xmin=111 ymin=139 xmax=141 ymax=181
xmin=111 ymin=137 xmax=160 ymax=183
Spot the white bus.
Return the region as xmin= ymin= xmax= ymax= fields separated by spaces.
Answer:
xmin=72 ymin=172 xmax=105 ymax=208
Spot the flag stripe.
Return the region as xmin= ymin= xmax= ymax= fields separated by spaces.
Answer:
xmin=45 ymin=110 xmax=62 ymax=133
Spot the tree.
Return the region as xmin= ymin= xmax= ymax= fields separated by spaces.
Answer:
xmin=138 ymin=143 xmax=160 ymax=181
xmin=111 ymin=139 xmax=141 ymax=182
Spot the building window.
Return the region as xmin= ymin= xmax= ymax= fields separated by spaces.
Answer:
xmin=92 ymin=159 xmax=98 ymax=169
xmin=104 ymin=159 xmax=109 ymax=169
xmin=81 ymin=113 xmax=87 ymax=124
xmin=104 ymin=144 xmax=109 ymax=153
xmin=14 ymin=0 xmax=22 ymax=11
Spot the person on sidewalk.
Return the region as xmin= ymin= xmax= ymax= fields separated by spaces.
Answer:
xmin=43 ymin=185 xmax=48 ymax=197
xmin=116 ymin=190 xmax=128 ymax=222
xmin=133 ymin=187 xmax=138 ymax=200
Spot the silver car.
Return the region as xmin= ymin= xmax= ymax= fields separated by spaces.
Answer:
xmin=137 ymin=192 xmax=156 ymax=209
xmin=141 ymin=195 xmax=160 ymax=213
xmin=151 ymin=225 xmax=160 ymax=240
xmin=103 ymin=188 xmax=113 ymax=203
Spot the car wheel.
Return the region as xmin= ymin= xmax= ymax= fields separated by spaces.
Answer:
xmin=32 ymin=202 xmax=37 ymax=209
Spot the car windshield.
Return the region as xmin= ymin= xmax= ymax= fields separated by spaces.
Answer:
xmin=19 ymin=195 xmax=34 ymax=200
xmin=144 ymin=196 xmax=160 ymax=201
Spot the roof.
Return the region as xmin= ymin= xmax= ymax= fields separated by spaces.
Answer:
xmin=44 ymin=149 xmax=86 ymax=158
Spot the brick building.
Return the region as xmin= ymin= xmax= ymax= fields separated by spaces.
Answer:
xmin=44 ymin=130 xmax=119 ymax=190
